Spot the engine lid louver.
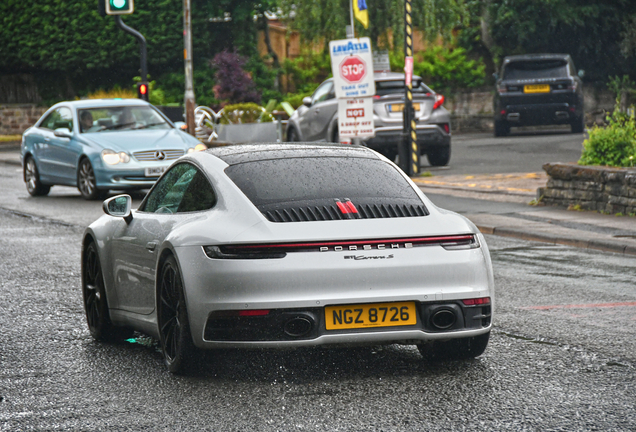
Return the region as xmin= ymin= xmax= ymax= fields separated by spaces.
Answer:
xmin=262 ymin=202 xmax=428 ymax=223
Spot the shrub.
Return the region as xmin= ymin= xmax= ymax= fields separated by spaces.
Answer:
xmin=412 ymin=47 xmax=486 ymax=93
xmin=219 ymin=102 xmax=273 ymax=124
xmin=282 ymin=50 xmax=331 ymax=94
xmin=84 ymin=86 xmax=135 ymax=99
xmin=579 ymin=108 xmax=636 ymax=167
xmin=211 ymin=51 xmax=261 ymax=105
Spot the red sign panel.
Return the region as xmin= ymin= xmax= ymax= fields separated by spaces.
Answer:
xmin=346 ymin=108 xmax=365 ymax=118
xmin=340 ymin=56 xmax=366 ymax=83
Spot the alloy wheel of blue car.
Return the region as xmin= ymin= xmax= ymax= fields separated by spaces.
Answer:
xmin=78 ymin=159 xmax=102 ymax=200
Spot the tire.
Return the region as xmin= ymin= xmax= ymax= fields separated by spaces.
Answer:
xmin=494 ymin=120 xmax=509 ymax=137
xmin=331 ymin=126 xmax=339 ymax=143
xmin=158 ymin=255 xmax=197 ymax=374
xmin=418 ymin=331 xmax=490 ymax=362
xmin=24 ymin=157 xmax=51 ymax=196
xmin=82 ymin=241 xmax=133 ymax=342
xmin=571 ymin=115 xmax=585 ymax=134
xmin=287 ymin=127 xmax=299 ymax=142
xmin=426 ymin=146 xmax=451 ymax=167
xmin=77 ymin=158 xmax=104 ymax=200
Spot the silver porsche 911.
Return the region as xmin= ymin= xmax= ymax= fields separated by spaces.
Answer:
xmin=82 ymin=143 xmax=494 ymax=373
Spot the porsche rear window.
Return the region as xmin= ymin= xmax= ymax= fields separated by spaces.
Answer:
xmin=225 ymin=157 xmax=423 ymax=207
xmin=503 ymin=60 xmax=568 ymax=80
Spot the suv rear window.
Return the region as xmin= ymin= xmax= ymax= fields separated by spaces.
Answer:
xmin=375 ymin=80 xmax=433 ymax=96
xmin=503 ymin=60 xmax=568 ymax=80
xmin=225 ymin=157 xmax=428 ymax=222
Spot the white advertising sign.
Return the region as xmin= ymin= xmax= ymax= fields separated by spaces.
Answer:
xmin=338 ymin=98 xmax=375 ymax=138
xmin=329 ymin=37 xmax=376 ymax=99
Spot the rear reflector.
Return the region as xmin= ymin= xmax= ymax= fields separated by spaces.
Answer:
xmin=462 ymin=297 xmax=491 ymax=306
xmin=238 ymin=310 xmax=270 ymax=317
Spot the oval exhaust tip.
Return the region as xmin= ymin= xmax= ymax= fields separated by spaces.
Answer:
xmin=284 ymin=317 xmax=313 ymax=337
xmin=431 ymin=309 xmax=456 ymax=330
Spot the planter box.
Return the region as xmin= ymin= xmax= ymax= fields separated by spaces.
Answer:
xmin=216 ymin=122 xmax=280 ymax=144
xmin=539 ymin=162 xmax=636 ymax=214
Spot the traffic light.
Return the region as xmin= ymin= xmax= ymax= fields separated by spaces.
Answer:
xmin=106 ymin=0 xmax=134 ymax=15
xmin=137 ymin=82 xmax=149 ymax=101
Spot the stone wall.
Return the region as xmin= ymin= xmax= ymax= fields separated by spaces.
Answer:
xmin=539 ymin=163 xmax=636 ymax=215
xmin=0 ymin=104 xmax=48 ymax=135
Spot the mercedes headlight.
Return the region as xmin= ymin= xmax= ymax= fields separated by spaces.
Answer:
xmin=101 ymin=149 xmax=131 ymax=165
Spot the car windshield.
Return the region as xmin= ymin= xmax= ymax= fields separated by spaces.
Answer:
xmin=375 ymin=80 xmax=433 ymax=96
xmin=78 ymin=106 xmax=171 ymax=133
xmin=503 ymin=60 xmax=568 ymax=80
xmin=225 ymin=156 xmax=423 ymax=207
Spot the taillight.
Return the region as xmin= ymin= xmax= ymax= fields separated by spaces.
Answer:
xmin=462 ymin=297 xmax=491 ymax=306
xmin=433 ymin=94 xmax=445 ymax=110
xmin=497 ymin=83 xmax=507 ymax=94
xmin=438 ymin=123 xmax=450 ymax=134
xmin=373 ymin=95 xmax=381 ymax=100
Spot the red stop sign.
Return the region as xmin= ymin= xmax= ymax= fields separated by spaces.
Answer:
xmin=340 ymin=56 xmax=366 ymax=83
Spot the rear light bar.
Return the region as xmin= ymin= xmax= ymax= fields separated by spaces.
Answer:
xmin=203 ymin=234 xmax=479 ymax=259
xmin=433 ymin=94 xmax=445 ymax=110
xmin=462 ymin=297 xmax=491 ymax=306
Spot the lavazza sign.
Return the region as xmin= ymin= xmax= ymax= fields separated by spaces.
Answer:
xmin=329 ymin=37 xmax=376 ymax=139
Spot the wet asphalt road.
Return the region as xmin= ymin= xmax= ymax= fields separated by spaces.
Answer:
xmin=1 ymin=208 xmax=635 ymax=431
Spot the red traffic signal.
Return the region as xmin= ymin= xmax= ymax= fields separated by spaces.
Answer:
xmin=137 ymin=82 xmax=149 ymax=101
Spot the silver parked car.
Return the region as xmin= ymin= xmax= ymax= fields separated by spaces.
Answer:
xmin=82 ymin=143 xmax=493 ymax=374
xmin=286 ymin=72 xmax=452 ymax=166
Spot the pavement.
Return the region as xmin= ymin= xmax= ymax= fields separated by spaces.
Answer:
xmin=2 ymin=140 xmax=635 ymax=255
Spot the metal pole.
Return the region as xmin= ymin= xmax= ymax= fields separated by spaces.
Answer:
xmin=401 ymin=0 xmax=419 ymax=175
xmin=349 ymin=0 xmax=355 ymax=38
xmin=183 ymin=0 xmax=196 ymax=135
xmin=114 ymin=16 xmax=147 ymax=83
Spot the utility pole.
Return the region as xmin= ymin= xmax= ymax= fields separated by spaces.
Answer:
xmin=183 ymin=0 xmax=196 ymax=135
xmin=401 ymin=0 xmax=419 ymax=175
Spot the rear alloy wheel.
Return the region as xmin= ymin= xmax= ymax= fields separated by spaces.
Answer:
xmin=24 ymin=157 xmax=50 ymax=196
xmin=82 ymin=242 xmax=133 ymax=341
xmin=158 ymin=255 xmax=196 ymax=374
xmin=418 ymin=332 xmax=490 ymax=362
xmin=77 ymin=158 xmax=104 ymax=200
xmin=426 ymin=146 xmax=451 ymax=167
xmin=494 ymin=120 xmax=510 ymax=137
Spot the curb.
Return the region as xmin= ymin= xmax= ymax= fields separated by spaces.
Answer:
xmin=476 ymin=224 xmax=636 ymax=256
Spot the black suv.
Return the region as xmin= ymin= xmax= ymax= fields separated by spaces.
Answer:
xmin=493 ymin=54 xmax=584 ymax=136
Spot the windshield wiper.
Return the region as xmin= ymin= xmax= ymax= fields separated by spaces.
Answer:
xmin=131 ymin=122 xmax=167 ymax=130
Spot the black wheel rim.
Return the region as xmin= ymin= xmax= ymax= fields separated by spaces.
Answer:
xmin=25 ymin=159 xmax=38 ymax=193
xmin=83 ymin=245 xmax=102 ymax=330
xmin=159 ymin=263 xmax=181 ymax=363
xmin=79 ymin=161 xmax=96 ymax=197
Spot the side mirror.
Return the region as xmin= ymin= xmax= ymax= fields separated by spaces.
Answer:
xmin=578 ymin=69 xmax=585 ymax=78
xmin=103 ymin=194 xmax=133 ymax=224
xmin=54 ymin=128 xmax=72 ymax=138
xmin=302 ymin=97 xmax=312 ymax=107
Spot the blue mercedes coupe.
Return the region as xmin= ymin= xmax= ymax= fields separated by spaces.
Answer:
xmin=21 ymin=99 xmax=205 ymax=199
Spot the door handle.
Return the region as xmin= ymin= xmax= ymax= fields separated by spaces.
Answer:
xmin=314 ymin=109 xmax=320 ymax=114
xmin=146 ymin=241 xmax=158 ymax=252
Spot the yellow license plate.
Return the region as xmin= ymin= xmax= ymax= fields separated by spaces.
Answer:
xmin=389 ymin=103 xmax=420 ymax=112
xmin=325 ymin=301 xmax=417 ymax=330
xmin=523 ymin=84 xmax=550 ymax=94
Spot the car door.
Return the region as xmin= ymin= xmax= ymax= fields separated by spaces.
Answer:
xmin=111 ymin=162 xmax=216 ymax=314
xmin=300 ymin=81 xmax=336 ymax=141
xmin=37 ymin=107 xmax=78 ymax=184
